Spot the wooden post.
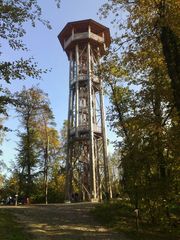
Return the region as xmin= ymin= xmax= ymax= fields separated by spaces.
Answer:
xmin=99 ymin=81 xmax=110 ymax=199
xmin=88 ymin=25 xmax=91 ymax=37
xmin=87 ymin=42 xmax=97 ymax=201
xmin=72 ymin=28 xmax=74 ymax=40
xmin=98 ymin=46 xmax=110 ymax=199
xmin=75 ymin=44 xmax=79 ymax=137
xmin=134 ymin=208 xmax=139 ymax=231
xmin=65 ymin=51 xmax=73 ymax=202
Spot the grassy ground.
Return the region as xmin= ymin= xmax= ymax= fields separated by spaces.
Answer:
xmin=0 ymin=209 xmax=31 ymax=240
xmin=91 ymin=201 xmax=180 ymax=240
xmin=0 ymin=203 xmax=179 ymax=240
xmin=0 ymin=203 xmax=128 ymax=240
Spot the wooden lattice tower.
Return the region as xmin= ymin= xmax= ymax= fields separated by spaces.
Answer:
xmin=58 ymin=19 xmax=111 ymax=202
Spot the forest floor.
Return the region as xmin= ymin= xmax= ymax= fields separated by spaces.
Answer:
xmin=0 ymin=202 xmax=130 ymax=240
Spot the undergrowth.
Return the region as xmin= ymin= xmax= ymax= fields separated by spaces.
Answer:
xmin=91 ymin=200 xmax=179 ymax=240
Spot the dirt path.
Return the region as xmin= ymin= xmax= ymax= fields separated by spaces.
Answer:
xmin=1 ymin=202 xmax=130 ymax=240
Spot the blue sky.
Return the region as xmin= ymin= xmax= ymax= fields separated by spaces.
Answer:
xmin=1 ymin=0 xmax=117 ymax=171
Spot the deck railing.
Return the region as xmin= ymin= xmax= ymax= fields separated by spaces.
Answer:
xmin=64 ymin=32 xmax=104 ymax=49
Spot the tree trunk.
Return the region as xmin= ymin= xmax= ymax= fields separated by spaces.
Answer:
xmin=26 ymin=120 xmax=31 ymax=198
xmin=160 ymin=26 xmax=180 ymax=116
xmin=44 ymin=127 xmax=49 ymax=205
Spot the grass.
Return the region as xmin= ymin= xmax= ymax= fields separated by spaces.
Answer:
xmin=91 ymin=200 xmax=180 ymax=240
xmin=0 ymin=209 xmax=31 ymax=240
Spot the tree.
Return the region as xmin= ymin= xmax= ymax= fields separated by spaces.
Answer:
xmin=108 ymin=151 xmax=122 ymax=198
xmin=36 ymin=110 xmax=61 ymax=204
xmin=98 ymin=43 xmax=179 ymax=225
xmin=59 ymin=120 xmax=68 ymax=166
xmin=98 ymin=0 xmax=180 ymax=224
xmin=0 ymin=0 xmax=61 ymax=82
xmin=0 ymin=160 xmax=6 ymax=193
xmin=14 ymin=86 xmax=51 ymax=198
xmin=99 ymin=0 xmax=180 ymax=115
xmin=36 ymin=122 xmax=67 ymax=203
xmin=0 ymin=0 xmax=61 ymax=125
xmin=14 ymin=86 xmax=64 ymax=203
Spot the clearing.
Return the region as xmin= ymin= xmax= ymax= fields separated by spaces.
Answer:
xmin=0 ymin=202 xmax=129 ymax=240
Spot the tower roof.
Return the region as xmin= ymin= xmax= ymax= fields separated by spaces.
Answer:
xmin=58 ymin=19 xmax=111 ymax=53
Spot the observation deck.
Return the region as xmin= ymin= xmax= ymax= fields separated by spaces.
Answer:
xmin=70 ymin=124 xmax=102 ymax=136
xmin=58 ymin=19 xmax=111 ymax=57
xmin=70 ymin=74 xmax=100 ymax=85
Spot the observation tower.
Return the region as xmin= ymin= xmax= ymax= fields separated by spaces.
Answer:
xmin=58 ymin=19 xmax=111 ymax=202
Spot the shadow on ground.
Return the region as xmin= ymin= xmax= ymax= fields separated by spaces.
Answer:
xmin=1 ymin=203 xmax=129 ymax=240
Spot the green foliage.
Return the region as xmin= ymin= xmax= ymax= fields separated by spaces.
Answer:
xmin=0 ymin=58 xmax=47 ymax=83
xmin=0 ymin=0 xmax=52 ymax=83
xmin=1 ymin=113 xmax=66 ymax=204
xmin=0 ymin=0 xmax=64 ymax=204
xmin=0 ymin=0 xmax=61 ymax=134
xmin=59 ymin=120 xmax=68 ymax=164
xmin=92 ymin=201 xmax=180 ymax=240
xmin=99 ymin=0 xmax=180 ymax=227
xmin=100 ymin=0 xmax=180 ymax=114
xmin=47 ymin=182 xmax=65 ymax=203
xmin=14 ymin=86 xmax=52 ymax=197
xmin=102 ymin=57 xmax=180 ymax=224
xmin=92 ymin=201 xmax=133 ymax=228
xmin=4 ymin=86 xmax=66 ymax=202
xmin=108 ymin=152 xmax=122 ymax=197
xmin=30 ymin=176 xmax=65 ymax=203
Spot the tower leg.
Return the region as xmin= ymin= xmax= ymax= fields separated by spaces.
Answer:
xmin=65 ymin=146 xmax=73 ymax=202
xmin=100 ymin=79 xmax=110 ymax=200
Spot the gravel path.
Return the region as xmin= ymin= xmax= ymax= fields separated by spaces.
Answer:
xmin=1 ymin=203 xmax=130 ymax=240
